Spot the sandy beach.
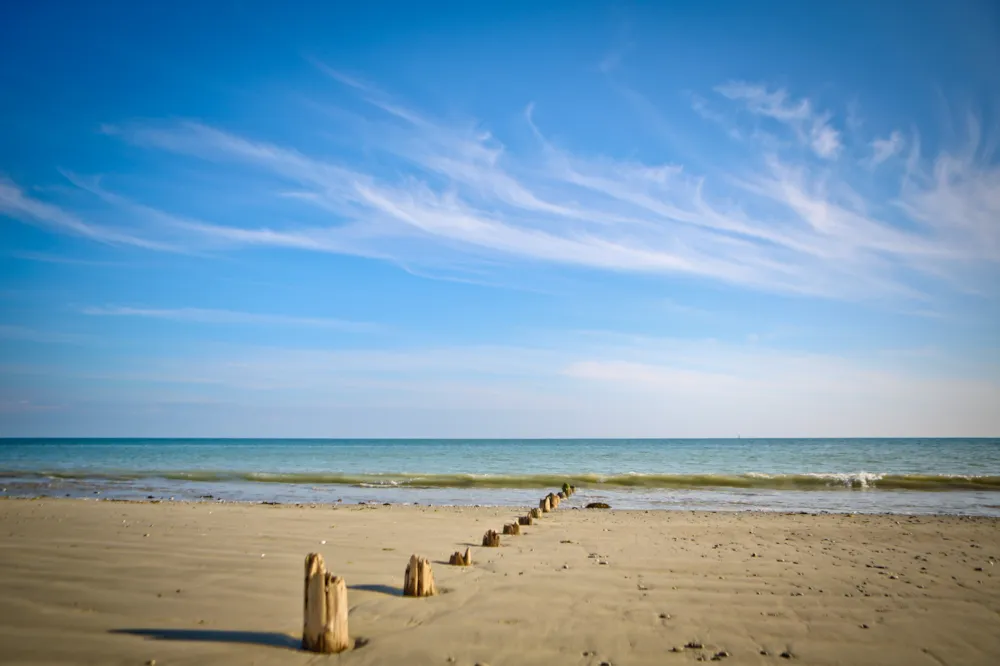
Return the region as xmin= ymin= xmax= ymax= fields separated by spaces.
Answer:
xmin=1 ymin=498 xmax=998 ymax=666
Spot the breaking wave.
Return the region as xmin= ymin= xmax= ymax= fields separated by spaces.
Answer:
xmin=4 ymin=470 xmax=1000 ymax=491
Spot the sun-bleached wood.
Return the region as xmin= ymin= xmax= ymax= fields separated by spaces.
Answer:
xmin=518 ymin=514 xmax=533 ymax=526
xmin=449 ymin=548 xmax=472 ymax=566
xmin=302 ymin=553 xmax=350 ymax=653
xmin=323 ymin=575 xmax=350 ymax=652
xmin=303 ymin=554 xmax=325 ymax=651
xmin=404 ymin=554 xmax=437 ymax=597
xmin=530 ymin=508 xmax=542 ymax=519
xmin=540 ymin=496 xmax=551 ymax=513
xmin=503 ymin=522 xmax=521 ymax=536
xmin=482 ymin=529 xmax=500 ymax=547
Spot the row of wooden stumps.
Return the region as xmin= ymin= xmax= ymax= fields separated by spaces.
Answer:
xmin=541 ymin=483 xmax=575 ymax=513
xmin=301 ymin=482 xmax=577 ymax=653
xmin=481 ymin=482 xmax=576 ymax=547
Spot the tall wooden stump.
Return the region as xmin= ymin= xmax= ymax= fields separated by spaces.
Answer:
xmin=482 ymin=529 xmax=500 ymax=547
xmin=540 ymin=496 xmax=551 ymax=513
xmin=449 ymin=547 xmax=472 ymax=566
xmin=530 ymin=508 xmax=542 ymax=519
xmin=503 ymin=522 xmax=521 ymax=536
xmin=404 ymin=555 xmax=437 ymax=597
xmin=562 ymin=482 xmax=572 ymax=496
xmin=518 ymin=514 xmax=533 ymax=526
xmin=303 ymin=553 xmax=350 ymax=653
xmin=557 ymin=491 xmax=567 ymax=500
xmin=549 ymin=493 xmax=560 ymax=509
xmin=323 ymin=575 xmax=349 ymax=652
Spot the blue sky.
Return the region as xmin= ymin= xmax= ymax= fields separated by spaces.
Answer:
xmin=1 ymin=0 xmax=998 ymax=437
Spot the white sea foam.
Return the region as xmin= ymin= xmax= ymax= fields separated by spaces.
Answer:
xmin=802 ymin=472 xmax=884 ymax=488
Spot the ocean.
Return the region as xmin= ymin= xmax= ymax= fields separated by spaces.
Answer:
xmin=2 ymin=438 xmax=999 ymax=515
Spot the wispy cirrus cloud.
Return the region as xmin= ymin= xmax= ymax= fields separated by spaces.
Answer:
xmin=80 ymin=306 xmax=378 ymax=332
xmin=868 ymin=130 xmax=905 ymax=166
xmin=4 ymin=69 xmax=997 ymax=304
xmin=0 ymin=177 xmax=177 ymax=251
xmin=714 ymin=81 xmax=842 ymax=158
xmin=898 ymin=151 xmax=1000 ymax=265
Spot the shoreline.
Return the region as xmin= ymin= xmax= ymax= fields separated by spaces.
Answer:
xmin=5 ymin=439 xmax=998 ymax=517
xmin=4 ymin=485 xmax=1000 ymax=517
xmin=5 ymin=494 xmax=1000 ymax=519
xmin=2 ymin=498 xmax=999 ymax=665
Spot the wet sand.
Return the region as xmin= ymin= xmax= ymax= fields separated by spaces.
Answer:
xmin=1 ymin=498 xmax=998 ymax=665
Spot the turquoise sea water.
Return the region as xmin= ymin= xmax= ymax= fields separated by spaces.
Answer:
xmin=2 ymin=438 xmax=999 ymax=515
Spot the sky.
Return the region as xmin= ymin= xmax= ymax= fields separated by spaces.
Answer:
xmin=1 ymin=0 xmax=998 ymax=438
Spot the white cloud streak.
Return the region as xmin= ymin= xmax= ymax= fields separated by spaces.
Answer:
xmin=869 ymin=130 xmax=905 ymax=166
xmin=6 ymin=74 xmax=998 ymax=303
xmin=0 ymin=177 xmax=176 ymax=251
xmin=80 ymin=306 xmax=377 ymax=331
xmin=715 ymin=82 xmax=843 ymax=158
xmin=899 ymin=152 xmax=1000 ymax=263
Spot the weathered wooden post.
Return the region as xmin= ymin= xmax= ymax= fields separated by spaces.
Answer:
xmin=557 ymin=491 xmax=567 ymax=500
xmin=449 ymin=547 xmax=472 ymax=566
xmin=482 ymin=529 xmax=500 ymax=547
xmin=549 ymin=493 xmax=560 ymax=509
xmin=518 ymin=514 xmax=533 ymax=526
xmin=302 ymin=553 xmax=350 ymax=653
xmin=562 ymin=482 xmax=572 ymax=496
xmin=502 ymin=522 xmax=521 ymax=536
xmin=530 ymin=507 xmax=542 ymax=519
xmin=404 ymin=554 xmax=437 ymax=597
xmin=540 ymin=496 xmax=551 ymax=513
